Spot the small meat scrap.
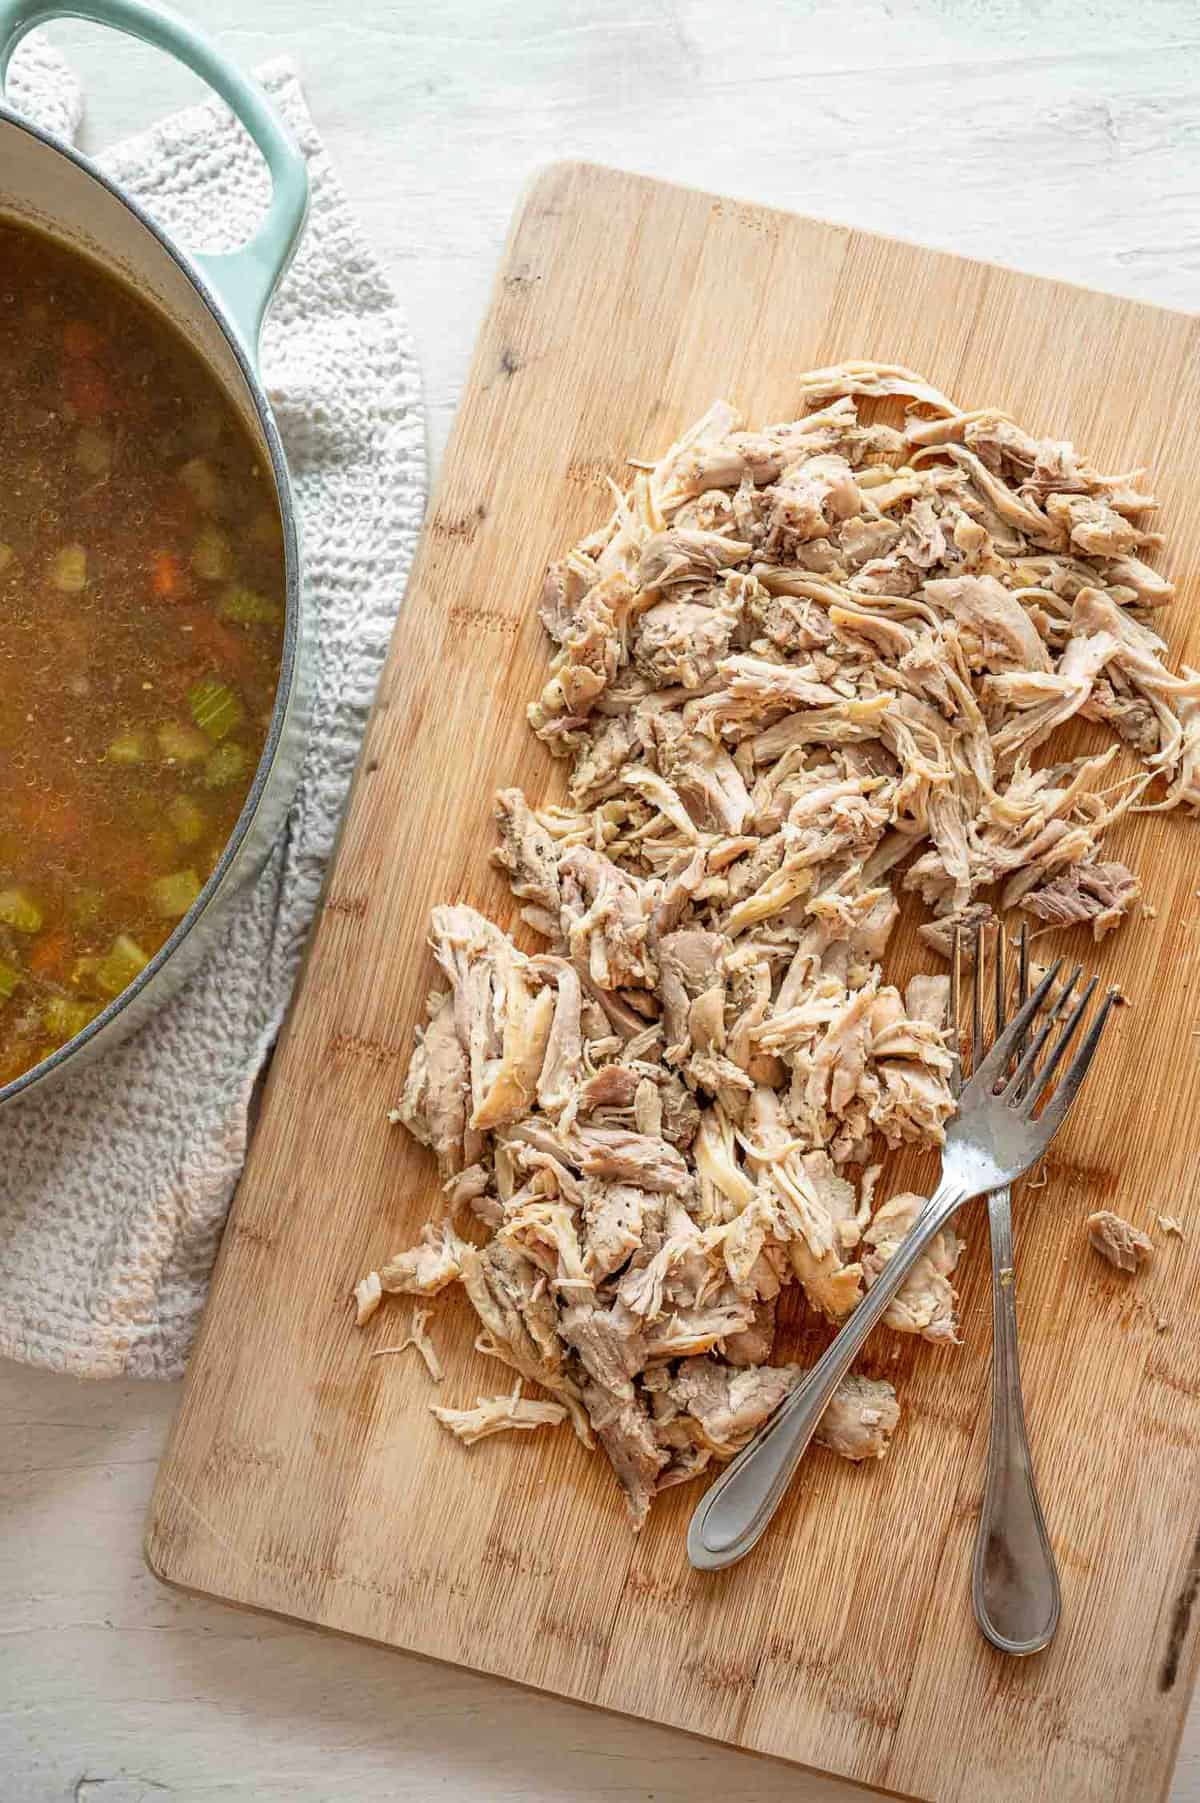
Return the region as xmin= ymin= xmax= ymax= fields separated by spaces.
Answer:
xmin=1157 ymin=1214 xmax=1184 ymax=1238
xmin=1087 ymin=1210 xmax=1154 ymax=1273
xmin=380 ymin=1221 xmax=465 ymax=1296
xmin=431 ymin=1382 xmax=568 ymax=1444
xmin=360 ymin=363 xmax=1189 ymax=1525
xmin=817 ymin=1372 xmax=901 ymax=1461
xmin=862 ymin=1192 xmax=961 ymax=1343
xmin=1020 ymin=860 xmax=1141 ymax=941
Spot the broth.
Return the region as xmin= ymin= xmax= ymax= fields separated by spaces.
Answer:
xmin=0 ymin=219 xmax=285 ymax=1085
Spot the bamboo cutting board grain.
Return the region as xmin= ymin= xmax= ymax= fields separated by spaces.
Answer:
xmin=149 ymin=163 xmax=1200 ymax=1803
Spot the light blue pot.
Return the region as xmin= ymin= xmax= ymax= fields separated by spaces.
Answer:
xmin=0 ymin=0 xmax=311 ymax=1110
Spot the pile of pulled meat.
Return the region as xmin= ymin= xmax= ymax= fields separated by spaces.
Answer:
xmin=357 ymin=363 xmax=1194 ymax=1526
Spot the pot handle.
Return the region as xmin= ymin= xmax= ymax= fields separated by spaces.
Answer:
xmin=0 ymin=0 xmax=309 ymax=364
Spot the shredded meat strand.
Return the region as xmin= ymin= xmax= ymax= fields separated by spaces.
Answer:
xmin=431 ymin=1381 xmax=569 ymax=1443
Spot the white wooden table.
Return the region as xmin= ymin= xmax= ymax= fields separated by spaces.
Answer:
xmin=4 ymin=1 xmax=1200 ymax=1796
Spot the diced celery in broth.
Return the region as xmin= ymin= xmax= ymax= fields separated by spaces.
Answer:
xmin=74 ymin=427 xmax=111 ymax=477
xmin=148 ymin=869 xmax=201 ymax=919
xmin=219 ymin=585 xmax=282 ymax=627
xmin=166 ymin=795 xmax=206 ymax=845
xmin=179 ymin=457 xmax=220 ymax=511
xmin=107 ymin=728 xmax=149 ymax=765
xmin=51 ymin=543 xmax=88 ymax=592
xmin=190 ymin=523 xmax=232 ymax=581
xmin=157 ymin=720 xmax=211 ymax=764
xmin=44 ymin=996 xmax=98 ymax=1042
xmin=69 ymin=889 xmax=104 ymax=927
xmin=95 ymin=934 xmax=149 ymax=998
xmin=203 ymin=742 xmax=250 ymax=788
xmin=189 ymin=679 xmax=244 ymax=742
xmin=0 ymin=889 xmax=44 ymax=934
xmin=71 ymin=954 xmax=100 ymax=990
xmin=0 ymin=219 xmax=285 ymax=1084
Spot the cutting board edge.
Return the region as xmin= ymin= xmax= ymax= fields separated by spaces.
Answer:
xmin=530 ymin=156 xmax=1199 ymax=335
xmin=139 ymin=1530 xmax=924 ymax=1803
xmin=145 ymin=158 xmax=1200 ymax=1803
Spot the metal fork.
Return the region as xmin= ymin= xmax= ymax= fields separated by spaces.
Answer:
xmin=969 ymin=922 xmax=1061 ymax=1657
xmin=687 ymin=955 xmax=1119 ymax=1573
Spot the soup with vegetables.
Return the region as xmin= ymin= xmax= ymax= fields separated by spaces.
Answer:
xmin=0 ymin=221 xmax=286 ymax=1087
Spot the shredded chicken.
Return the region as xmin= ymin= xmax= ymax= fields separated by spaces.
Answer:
xmin=817 ymin=1372 xmax=901 ymax=1460
xmin=1087 ymin=1210 xmax=1154 ymax=1273
xmin=862 ymin=1192 xmax=961 ymax=1342
xmin=431 ymin=1380 xmax=569 ymax=1443
xmin=1020 ymin=859 xmax=1140 ymax=940
xmin=368 ymin=1305 xmax=444 ymax=1382
xmin=363 ymin=364 xmax=1188 ymax=1524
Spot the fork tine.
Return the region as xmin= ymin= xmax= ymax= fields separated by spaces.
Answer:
xmin=1010 ymin=920 xmax=1030 ymax=1085
xmin=949 ymin=926 xmax=962 ymax=1098
xmin=1001 ymin=966 xmax=1084 ymax=1102
xmin=972 ymin=957 xmax=1065 ymax=1091
xmin=994 ymin=921 xmax=1006 ymax=1037
xmin=971 ymin=922 xmax=985 ymax=1075
xmin=1018 ymin=973 xmax=1100 ymax=1116
xmin=1031 ymin=987 xmax=1120 ymax=1140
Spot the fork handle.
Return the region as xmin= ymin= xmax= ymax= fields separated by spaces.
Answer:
xmin=972 ymin=1185 xmax=1061 ymax=1655
xmin=687 ymin=1174 xmax=968 ymax=1571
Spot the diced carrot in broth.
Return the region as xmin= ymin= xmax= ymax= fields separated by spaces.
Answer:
xmin=29 ymin=931 xmax=71 ymax=980
xmin=151 ymin=552 xmax=189 ymax=602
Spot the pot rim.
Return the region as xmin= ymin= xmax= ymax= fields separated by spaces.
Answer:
xmin=0 ymin=103 xmax=304 ymax=1109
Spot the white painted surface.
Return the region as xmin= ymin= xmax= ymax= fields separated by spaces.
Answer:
xmin=4 ymin=0 xmax=1200 ymax=1795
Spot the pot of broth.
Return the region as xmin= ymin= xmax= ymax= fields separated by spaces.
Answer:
xmin=0 ymin=0 xmax=310 ymax=1106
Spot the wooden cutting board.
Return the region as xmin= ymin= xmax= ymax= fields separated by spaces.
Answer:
xmin=148 ymin=162 xmax=1200 ymax=1803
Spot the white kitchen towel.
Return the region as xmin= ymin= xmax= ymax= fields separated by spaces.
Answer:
xmin=0 ymin=42 xmax=427 ymax=1378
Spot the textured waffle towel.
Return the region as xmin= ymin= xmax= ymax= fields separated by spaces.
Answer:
xmin=0 ymin=42 xmax=426 ymax=1378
